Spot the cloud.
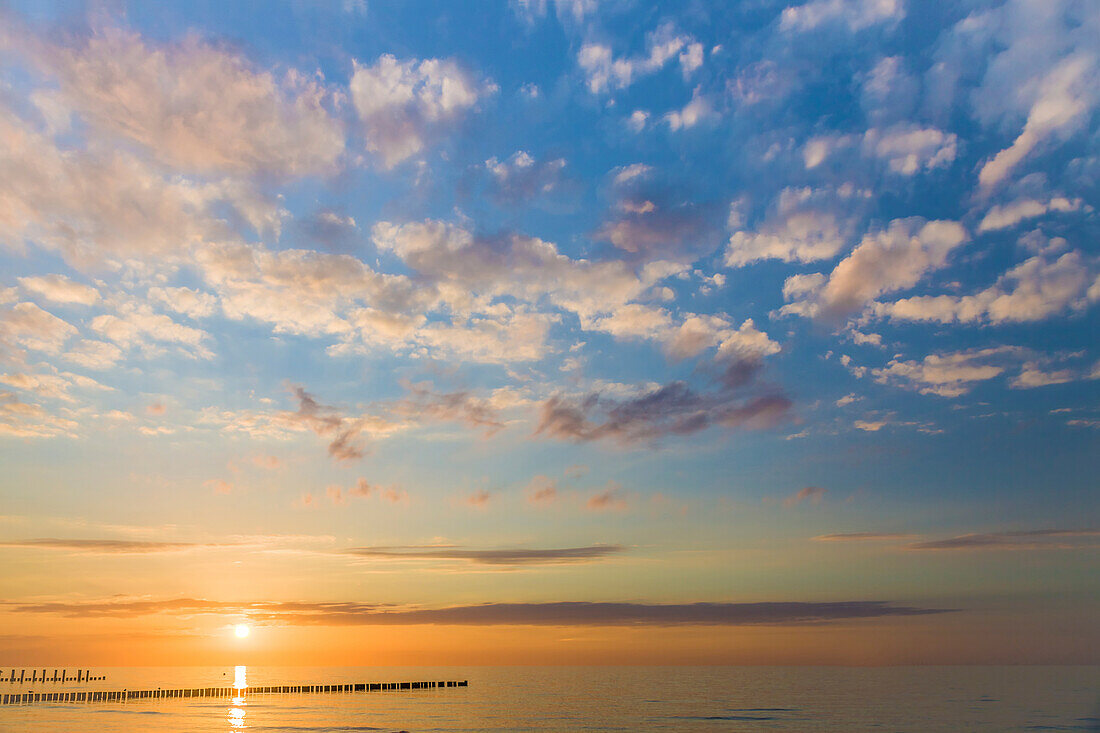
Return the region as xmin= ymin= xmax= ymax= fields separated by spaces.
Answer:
xmin=63 ymin=339 xmax=123 ymax=370
xmin=1010 ymin=363 xmax=1077 ymax=389
xmin=298 ymin=209 xmax=360 ymax=252
xmin=0 ymin=391 xmax=78 ymax=438
xmin=587 ymin=482 xmax=627 ymax=511
xmin=536 ymin=381 xmax=790 ymax=446
xmin=148 ymin=287 xmax=218 ymax=319
xmin=464 ymin=490 xmax=492 ymax=508
xmin=871 ymin=347 xmax=1018 ymax=397
xmin=0 ymin=105 xmax=275 ymax=267
xmin=0 ymin=371 xmax=110 ymax=403
xmin=874 ymin=251 xmax=1098 ymax=325
xmin=813 ymin=532 xmax=918 ymax=541
xmin=779 ymin=0 xmax=905 ymax=33
xmin=0 ymin=302 xmax=78 ymax=356
xmin=18 ymin=274 xmax=99 ymax=305
xmin=861 ymin=124 xmax=957 ymax=175
xmin=22 ymin=25 xmax=345 ymax=177
xmin=664 ymin=88 xmax=712 ymax=131
xmin=483 ymin=150 xmax=567 ymax=204
xmin=526 ymin=475 xmax=559 ymax=504
xmin=978 ymin=197 xmax=1083 ymax=232
xmin=284 ymin=385 xmax=368 ymax=462
xmin=9 ymin=598 xmax=953 ymax=625
xmin=350 ymin=54 xmax=493 ymax=167
xmin=908 ymin=529 xmax=1100 ymax=551
xmin=578 ymin=23 xmax=701 ymax=94
xmin=726 ymin=186 xmax=868 ymax=266
xmin=783 ymin=486 xmax=826 ymax=508
xmin=91 ymin=302 xmax=213 ymax=359
xmin=979 ymin=56 xmax=1097 ymax=189
xmin=780 ymin=218 xmax=967 ymax=320
xmin=341 ymin=544 xmax=623 ymax=565
xmin=394 ymin=381 xmax=504 ymax=434
xmin=0 ymin=538 xmax=232 ymax=554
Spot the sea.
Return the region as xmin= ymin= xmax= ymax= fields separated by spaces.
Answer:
xmin=0 ymin=666 xmax=1097 ymax=732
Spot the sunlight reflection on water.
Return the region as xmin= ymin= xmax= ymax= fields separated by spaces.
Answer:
xmin=1 ymin=666 xmax=1096 ymax=732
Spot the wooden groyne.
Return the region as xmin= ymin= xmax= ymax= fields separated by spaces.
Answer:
xmin=3 ymin=669 xmax=105 ymax=683
xmin=1 ymin=680 xmax=467 ymax=705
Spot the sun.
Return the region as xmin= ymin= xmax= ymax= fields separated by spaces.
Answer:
xmin=234 ymin=624 xmax=250 ymax=638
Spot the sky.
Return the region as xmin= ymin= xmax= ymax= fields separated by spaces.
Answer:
xmin=0 ymin=0 xmax=1097 ymax=666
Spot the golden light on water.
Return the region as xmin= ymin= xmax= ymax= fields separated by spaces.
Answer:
xmin=235 ymin=624 xmax=250 ymax=638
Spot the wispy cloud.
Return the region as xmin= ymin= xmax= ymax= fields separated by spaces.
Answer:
xmin=340 ymin=544 xmax=624 ymax=566
xmin=0 ymin=538 xmax=238 ymax=554
xmin=907 ymin=529 xmax=1100 ymax=551
xmin=8 ymin=598 xmax=953 ymax=625
xmin=813 ymin=532 xmax=918 ymax=542
xmin=783 ymin=486 xmax=827 ymax=508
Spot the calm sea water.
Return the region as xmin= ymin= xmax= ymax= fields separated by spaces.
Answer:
xmin=0 ymin=666 xmax=1097 ymax=732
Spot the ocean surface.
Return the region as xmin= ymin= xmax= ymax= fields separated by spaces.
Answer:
xmin=0 ymin=665 xmax=1097 ymax=732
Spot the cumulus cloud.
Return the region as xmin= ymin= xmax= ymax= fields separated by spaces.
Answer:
xmin=0 ymin=106 xmax=274 ymax=266
xmin=18 ymin=274 xmax=99 ymax=305
xmin=91 ymin=302 xmax=213 ymax=359
xmin=55 ymin=35 xmax=336 ymax=175
xmin=870 ymin=346 xmax=1041 ymax=397
xmin=147 ymin=287 xmax=218 ymax=319
xmin=862 ymin=124 xmax=957 ymax=175
xmin=874 ymin=251 xmax=1098 ymax=325
xmin=0 ymin=391 xmax=79 ymax=438
xmin=578 ymin=23 xmax=702 ymax=94
xmin=780 ymin=218 xmax=967 ymax=320
xmin=483 ymin=150 xmax=567 ymax=204
xmin=350 ymin=54 xmax=493 ymax=167
xmin=19 ymin=26 xmax=344 ymax=177
xmin=779 ymin=0 xmax=905 ymax=34
xmin=726 ymin=186 xmax=868 ymax=266
xmin=978 ymin=197 xmax=1084 ymax=232
xmin=0 ymin=302 xmax=78 ymax=355
xmin=979 ymin=55 xmax=1097 ymax=189
xmin=63 ymin=339 xmax=123 ymax=370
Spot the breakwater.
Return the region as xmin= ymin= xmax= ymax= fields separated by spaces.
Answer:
xmin=2 ymin=679 xmax=467 ymax=705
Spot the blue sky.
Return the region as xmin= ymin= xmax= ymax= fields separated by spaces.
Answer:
xmin=0 ymin=0 xmax=1097 ymax=664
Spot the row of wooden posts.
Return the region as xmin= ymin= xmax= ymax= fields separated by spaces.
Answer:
xmin=2 ymin=670 xmax=104 ymax=683
xmin=1 ymin=680 xmax=467 ymax=705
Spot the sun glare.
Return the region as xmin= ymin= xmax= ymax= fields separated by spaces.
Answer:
xmin=234 ymin=624 xmax=250 ymax=638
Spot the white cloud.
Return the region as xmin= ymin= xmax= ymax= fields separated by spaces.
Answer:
xmin=18 ymin=274 xmax=99 ymax=305
xmin=63 ymin=339 xmax=124 ymax=370
xmin=780 ymin=218 xmax=967 ymax=319
xmin=725 ymin=186 xmax=869 ymax=267
xmin=862 ymin=124 xmax=957 ymax=175
xmin=0 ymin=302 xmax=78 ymax=355
xmin=978 ymin=197 xmax=1083 ymax=232
xmin=148 ymin=287 xmax=218 ymax=319
xmin=1010 ymin=364 xmax=1076 ymax=389
xmin=664 ymin=88 xmax=712 ymax=131
xmin=578 ymin=23 xmax=700 ymax=94
xmin=350 ymin=54 xmax=492 ymax=168
xmin=875 ymin=250 xmax=1098 ymax=324
xmin=872 ymin=347 xmax=1017 ymax=397
xmin=27 ymin=27 xmax=344 ymax=177
xmin=780 ymin=0 xmax=905 ymax=33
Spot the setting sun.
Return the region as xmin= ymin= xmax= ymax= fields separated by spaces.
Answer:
xmin=234 ymin=624 xmax=250 ymax=639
